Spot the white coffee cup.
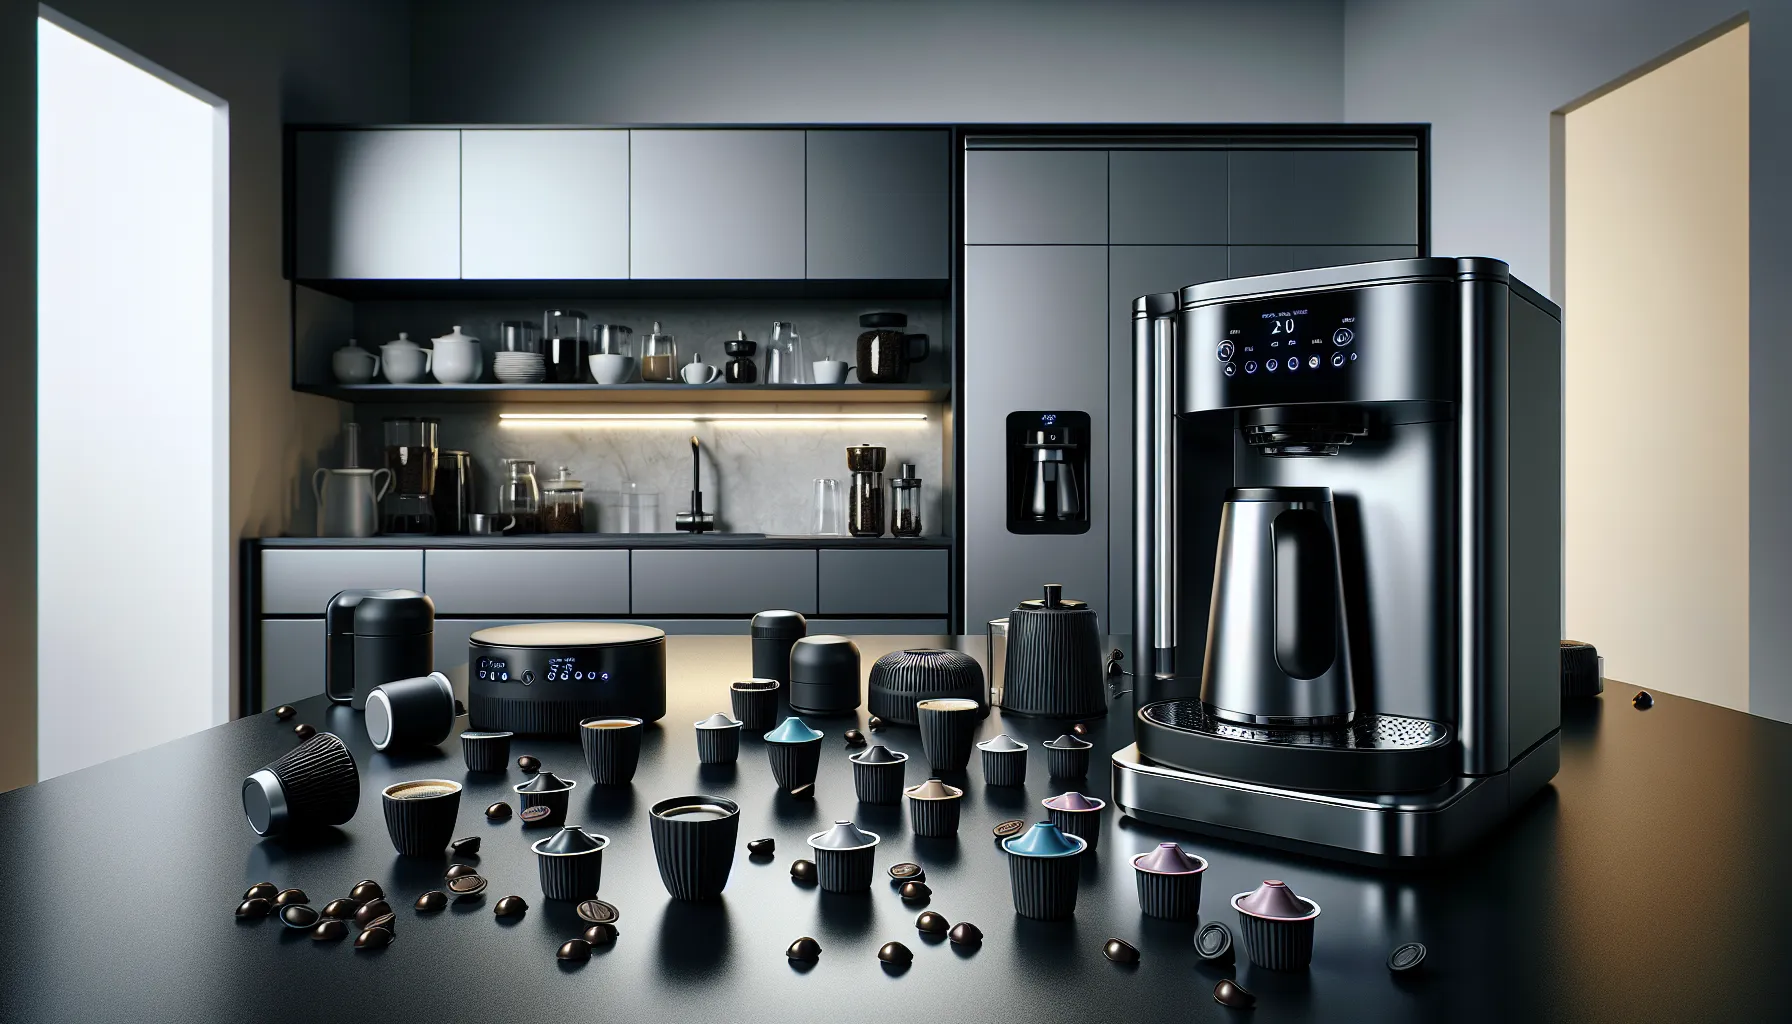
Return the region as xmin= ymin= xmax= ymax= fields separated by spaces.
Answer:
xmin=432 ymin=341 xmax=483 ymax=384
xmin=591 ymin=353 xmax=633 ymax=385
xmin=681 ymin=359 xmax=721 ymax=385
xmin=812 ymin=360 xmax=853 ymax=385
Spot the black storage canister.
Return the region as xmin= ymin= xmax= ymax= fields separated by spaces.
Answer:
xmin=351 ymin=591 xmax=435 ymax=710
xmin=788 ymin=635 xmax=862 ymax=716
xmin=751 ymin=610 xmax=808 ymax=687
xmin=326 ymin=589 xmax=407 ymax=704
xmin=1002 ymin=584 xmax=1106 ymax=718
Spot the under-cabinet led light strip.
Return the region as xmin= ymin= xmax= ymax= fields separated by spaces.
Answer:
xmin=498 ymin=412 xmax=929 ymax=428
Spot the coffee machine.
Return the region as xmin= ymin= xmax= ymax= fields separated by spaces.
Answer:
xmin=1113 ymin=258 xmax=1562 ymax=865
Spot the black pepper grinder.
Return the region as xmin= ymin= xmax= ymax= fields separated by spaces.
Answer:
xmin=890 ymin=463 xmax=922 ymax=537
xmin=724 ymin=330 xmax=758 ymax=384
xmin=846 ymin=443 xmax=887 ymax=538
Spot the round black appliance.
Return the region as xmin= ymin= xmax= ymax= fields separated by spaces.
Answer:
xmin=468 ymin=622 xmax=667 ymax=736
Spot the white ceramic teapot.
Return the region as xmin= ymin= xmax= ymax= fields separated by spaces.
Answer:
xmin=331 ymin=341 xmax=380 ymax=384
xmin=380 ymin=333 xmax=431 ymax=384
xmin=431 ymin=325 xmax=484 ymax=384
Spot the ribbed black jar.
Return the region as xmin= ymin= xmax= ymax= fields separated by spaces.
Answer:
xmin=867 ymin=649 xmax=987 ymax=726
xmin=240 ymin=732 xmax=361 ymax=836
xmin=1002 ymin=585 xmax=1106 ymax=718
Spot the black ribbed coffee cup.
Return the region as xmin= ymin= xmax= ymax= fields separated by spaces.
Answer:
xmin=517 ymin=785 xmax=573 ymax=828
xmin=459 ymin=731 xmax=513 ymax=773
xmin=766 ymin=738 xmax=823 ymax=793
xmin=1046 ymin=744 xmax=1091 ymax=779
xmin=979 ymin=745 xmax=1028 ymax=786
xmin=242 ymin=732 xmax=361 ymax=836
xmin=580 ymin=717 xmax=644 ymax=785
xmin=649 ymin=796 xmax=740 ymax=901
xmin=813 ymin=846 xmax=876 ymax=892
xmin=1136 ymin=869 xmax=1203 ymax=920
xmin=1006 ymin=850 xmax=1083 ymax=920
xmin=730 ymin=679 xmax=780 ymax=731
xmin=381 ymin=779 xmax=462 ymax=856
xmin=1236 ymin=909 xmax=1317 ymax=970
xmin=851 ymin=756 xmax=907 ymax=804
xmin=917 ymin=698 xmax=979 ymax=773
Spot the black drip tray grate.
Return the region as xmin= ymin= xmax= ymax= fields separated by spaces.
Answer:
xmin=1142 ymin=701 xmax=1451 ymax=751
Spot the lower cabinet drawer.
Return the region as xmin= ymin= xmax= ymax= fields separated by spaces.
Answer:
xmin=630 ymin=549 xmax=817 ymax=614
xmin=425 ymin=549 xmax=630 ymax=615
xmin=260 ymin=549 xmax=424 ymax=615
xmin=818 ymin=549 xmax=948 ymax=615
xmin=261 ymin=619 xmax=324 ymax=710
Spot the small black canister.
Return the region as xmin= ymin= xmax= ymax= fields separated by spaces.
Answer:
xmin=788 ymin=635 xmax=862 ymax=716
xmin=351 ymin=591 xmax=434 ymax=711
xmin=750 ymin=610 xmax=808 ymax=687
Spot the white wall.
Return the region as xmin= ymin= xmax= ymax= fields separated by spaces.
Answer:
xmin=36 ymin=13 xmax=227 ymax=778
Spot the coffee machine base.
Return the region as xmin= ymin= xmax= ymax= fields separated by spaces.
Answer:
xmin=1110 ymin=736 xmax=1559 ymax=867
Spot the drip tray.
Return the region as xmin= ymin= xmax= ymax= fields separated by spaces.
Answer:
xmin=1136 ymin=700 xmax=1455 ymax=794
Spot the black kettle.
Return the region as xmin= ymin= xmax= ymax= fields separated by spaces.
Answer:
xmin=1001 ymin=584 xmax=1106 ymax=718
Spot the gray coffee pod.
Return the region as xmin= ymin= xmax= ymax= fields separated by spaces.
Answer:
xmin=977 ymin=733 xmax=1029 ymax=786
xmin=694 ymin=713 xmax=743 ymax=764
xmin=806 ymin=820 xmax=881 ymax=893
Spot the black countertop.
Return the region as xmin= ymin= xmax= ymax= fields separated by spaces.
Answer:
xmin=2 ymin=635 xmax=1787 ymax=1023
xmin=255 ymin=535 xmax=948 ymax=549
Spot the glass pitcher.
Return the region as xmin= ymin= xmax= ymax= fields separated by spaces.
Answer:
xmin=765 ymin=321 xmax=809 ymax=384
xmin=641 ymin=321 xmax=678 ymax=383
xmin=498 ymin=458 xmax=541 ymax=533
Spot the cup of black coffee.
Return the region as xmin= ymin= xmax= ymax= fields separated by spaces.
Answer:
xmin=648 ymin=796 xmax=741 ymax=901
xmin=580 ymin=717 xmax=645 ymax=785
xmin=917 ymin=698 xmax=980 ymax=773
xmin=365 ymin=672 xmax=459 ymax=753
xmin=381 ymin=779 xmax=462 ymax=856
xmin=729 ymin=679 xmax=780 ymax=732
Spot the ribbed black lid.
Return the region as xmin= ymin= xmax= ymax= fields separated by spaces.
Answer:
xmin=751 ymin=609 xmax=808 ymax=639
xmin=351 ymin=591 xmax=434 ymax=636
xmin=859 ymin=312 xmax=907 ymax=329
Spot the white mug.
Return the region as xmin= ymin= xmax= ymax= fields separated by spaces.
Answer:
xmin=331 ymin=345 xmax=380 ymax=384
xmin=381 ymin=346 xmax=432 ymax=384
xmin=681 ymin=360 xmax=721 ymax=385
xmin=812 ymin=360 xmax=854 ymax=385
xmin=591 ymin=353 xmax=634 ymax=385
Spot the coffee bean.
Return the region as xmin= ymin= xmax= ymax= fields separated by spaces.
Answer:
xmin=320 ymin=898 xmax=360 ymax=920
xmin=486 ymin=802 xmax=513 ymax=821
xmin=414 ymin=891 xmax=448 ymax=912
xmin=448 ymin=875 xmax=488 ymax=896
xmin=243 ymin=882 xmax=278 ymax=902
xmin=790 ymin=859 xmax=818 ymax=884
xmin=236 ymin=898 xmax=272 ymax=919
xmin=877 ymin=941 xmax=913 ymax=966
xmin=1071 ymin=721 xmax=1091 ymax=738
xmin=576 ymin=900 xmax=620 ymax=925
xmin=453 ymin=699 xmax=466 ymax=717
xmin=311 ymin=919 xmax=349 ymax=942
xmin=517 ymin=755 xmax=541 ymax=773
xmin=494 ymin=895 xmax=528 ymax=918
xmin=450 ymin=837 xmax=481 ymax=855
xmin=1213 ymin=979 xmax=1256 ymax=1009
xmin=899 ymin=881 xmax=931 ymax=902
xmin=349 ymin=880 xmax=383 ymax=903
xmin=786 ymin=936 xmax=821 ymax=961
xmin=520 ymin=805 xmax=553 ymax=823
xmin=948 ymin=922 xmax=982 ymax=946
xmin=1388 ymin=942 xmax=1427 ymax=972
xmin=354 ymin=926 xmax=394 ymax=950
xmin=1103 ymin=938 xmax=1140 ymax=964
xmin=353 ymin=899 xmax=393 ymax=928
xmin=583 ymin=923 xmax=618 ymax=946
xmin=364 ymin=913 xmax=396 ymax=933
xmin=278 ymin=904 xmax=320 ymax=930
xmin=445 ymin=864 xmax=480 ymax=880
xmin=888 ymin=862 xmax=925 ymax=881
xmin=868 ymin=716 xmax=885 ymax=731
xmin=844 ymin=729 xmax=866 ymax=747
xmin=1633 ymin=690 xmax=1654 ymax=710
xmin=991 ymin=819 xmax=1025 ymax=839
xmin=273 ymin=888 xmax=308 ymax=907
xmin=272 ymin=705 xmax=296 ymax=721
xmin=915 ymin=911 xmax=949 ymax=934
xmin=294 ymin=723 xmax=316 ymax=740
xmin=557 ymin=939 xmax=591 ymax=961
xmin=747 ymin=838 xmax=775 ymax=857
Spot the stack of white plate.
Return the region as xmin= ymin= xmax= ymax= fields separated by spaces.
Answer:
xmin=494 ymin=352 xmax=548 ymax=384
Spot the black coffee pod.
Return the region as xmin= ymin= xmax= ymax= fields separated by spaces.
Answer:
xmin=242 ymin=734 xmax=359 ymax=837
xmin=236 ymin=898 xmax=272 ymax=919
xmin=948 ymin=922 xmax=982 ymax=946
xmin=450 ymin=837 xmax=481 ymax=855
xmin=486 ymin=802 xmax=513 ymax=821
xmin=748 ymin=838 xmax=776 ymax=857
xmin=1633 ymin=690 xmax=1654 ymax=709
xmin=294 ymin=723 xmax=317 ymax=740
xmin=878 ymin=941 xmax=913 ymax=966
xmin=321 ymin=898 xmax=360 ymax=920
xmin=1388 ymin=942 xmax=1427 ymax=972
xmin=844 ymin=728 xmax=866 ymax=747
xmin=415 ymin=891 xmax=447 ymax=912
xmin=787 ymin=936 xmax=822 ymax=961
xmin=583 ymin=923 xmax=619 ymax=946
xmin=791 ymin=859 xmax=818 ymax=884
xmin=448 ymin=875 xmax=488 ymax=897
xmin=521 ymin=805 xmax=553 ymax=823
xmin=534 ymin=826 xmax=611 ymax=902
xmin=312 ymin=919 xmax=349 ymax=941
xmin=518 ymin=755 xmax=542 ymax=773
xmin=494 ymin=895 xmax=528 ymax=917
xmin=916 ymin=911 xmax=949 ymax=934
xmin=445 ymin=864 xmax=479 ymax=880
xmin=1214 ymin=979 xmax=1256 ymax=1009
xmin=354 ymin=927 xmax=394 ymax=950
xmin=354 ymin=899 xmax=393 ymax=928
xmin=576 ymin=899 xmax=620 ymax=925
xmin=992 ymin=819 xmax=1026 ymax=840
xmin=889 ymin=862 xmax=925 ymax=881
xmin=900 ymin=881 xmax=931 ymax=902
xmin=1103 ymin=938 xmax=1140 ymax=964
xmin=349 ymin=880 xmax=383 ymax=903
xmin=243 ymin=882 xmax=278 ymax=902
xmin=558 ymin=939 xmax=591 ymax=962
xmin=273 ymin=705 xmax=296 ymax=721
xmin=279 ymin=904 xmax=320 ymax=929
xmin=274 ymin=888 xmax=308 ymax=906
xmin=1195 ymin=921 xmax=1235 ymax=964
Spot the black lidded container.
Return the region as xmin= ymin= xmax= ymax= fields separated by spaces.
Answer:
xmin=751 ymin=610 xmax=808 ymax=688
xmin=533 ymin=826 xmax=609 ymax=901
xmin=242 ymin=732 xmax=360 ymax=837
xmin=788 ymin=635 xmax=862 ymax=716
xmin=1002 ymin=584 xmax=1106 ymax=718
xmin=326 ymin=589 xmax=404 ymax=705
xmin=350 ymin=590 xmax=434 ymax=711
xmin=866 ymin=648 xmax=987 ymax=726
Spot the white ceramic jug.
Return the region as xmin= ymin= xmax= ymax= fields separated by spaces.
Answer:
xmin=331 ymin=342 xmax=380 ymax=384
xmin=380 ymin=333 xmax=431 ymax=384
xmin=314 ymin=467 xmax=392 ymax=537
xmin=431 ymin=325 xmax=484 ymax=384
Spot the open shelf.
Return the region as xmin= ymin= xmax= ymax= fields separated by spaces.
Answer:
xmin=296 ymin=382 xmax=950 ymax=404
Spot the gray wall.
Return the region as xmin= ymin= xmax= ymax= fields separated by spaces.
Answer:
xmin=1342 ymin=0 xmax=1792 ymax=722
xmin=410 ymin=0 xmax=1345 ymax=123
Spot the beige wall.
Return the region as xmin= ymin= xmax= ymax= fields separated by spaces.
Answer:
xmin=1564 ymin=24 xmax=1749 ymax=709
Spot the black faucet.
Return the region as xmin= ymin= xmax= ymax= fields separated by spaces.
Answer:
xmin=674 ymin=435 xmax=716 ymax=533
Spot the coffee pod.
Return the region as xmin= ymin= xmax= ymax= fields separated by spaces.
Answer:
xmin=242 ymin=732 xmax=360 ymax=837
xmin=729 ymin=679 xmax=780 ymax=732
xmin=459 ymin=730 xmax=514 ymax=773
xmin=904 ymin=778 xmax=965 ymax=838
xmin=849 ymin=744 xmax=908 ymax=804
xmin=1231 ymin=879 xmax=1321 ymax=971
xmin=694 ymin=713 xmax=743 ymax=764
xmin=1002 ymin=821 xmax=1087 ymax=920
xmin=1195 ymin=921 xmax=1235 ymax=964
xmin=806 ymin=820 xmax=881 ymax=892
xmin=1132 ymin=843 xmax=1207 ymax=920
xmin=977 ymin=733 xmax=1029 ymax=786
xmin=764 ymin=717 xmax=824 ymax=794
xmin=1041 ymin=791 xmax=1107 ymax=851
xmin=579 ymin=717 xmax=645 ymax=786
xmin=1043 ymin=734 xmax=1093 ymax=779
xmin=649 ymin=795 xmax=741 ymax=901
xmin=381 ymin=779 xmax=463 ymax=856
xmin=512 ymin=771 xmax=577 ymax=829
xmin=365 ymin=672 xmax=457 ymax=753
xmin=916 ymin=698 xmax=980 ymax=773
xmin=531 ymin=825 xmax=610 ymax=901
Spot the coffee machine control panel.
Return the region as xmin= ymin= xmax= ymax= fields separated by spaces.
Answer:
xmin=1215 ymin=291 xmax=1361 ymax=381
xmin=475 ymin=655 xmax=615 ymax=686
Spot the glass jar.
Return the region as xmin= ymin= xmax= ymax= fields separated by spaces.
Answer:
xmin=641 ymin=321 xmax=678 ymax=382
xmin=497 ymin=320 xmax=542 ymax=353
xmin=846 ymin=443 xmax=886 ymax=537
xmin=498 ymin=458 xmax=541 ymax=533
xmin=890 ymin=463 xmax=922 ymax=537
xmin=543 ymin=309 xmax=588 ymax=383
xmin=541 ymin=466 xmax=585 ymax=534
xmin=765 ymin=321 xmax=809 ymax=384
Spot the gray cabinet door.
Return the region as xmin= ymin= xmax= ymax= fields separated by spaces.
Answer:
xmin=818 ymin=549 xmax=948 ymax=615
xmin=806 ymin=130 xmax=950 ymax=280
xmin=260 ymin=549 xmax=425 ymax=615
xmin=461 ymin=130 xmax=628 ymax=279
xmin=292 ymin=130 xmax=461 ymax=279
xmin=1289 ymin=244 xmax=1419 ymax=271
xmin=424 ymin=549 xmax=630 ymax=615
xmin=261 ymin=619 xmax=324 ymax=710
xmin=964 ymin=150 xmax=1107 ymax=244
xmin=629 ymin=130 xmax=805 ymax=279
xmin=1229 ymin=149 xmax=1420 ymax=245
xmin=630 ymin=550 xmax=817 ymax=614
xmin=1108 ymin=151 xmax=1229 ymax=245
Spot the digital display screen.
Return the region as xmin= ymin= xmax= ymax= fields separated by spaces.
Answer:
xmin=1218 ymin=291 xmax=1361 ymax=381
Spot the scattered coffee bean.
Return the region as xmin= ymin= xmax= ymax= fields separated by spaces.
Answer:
xmin=236 ymin=898 xmax=272 ymax=919
xmin=868 ymin=716 xmax=885 ymax=731
xmin=844 ymin=728 xmax=866 ymax=747
xmin=1633 ymin=690 xmax=1654 ymax=710
xmin=320 ymin=898 xmax=360 ymax=920
xmin=576 ymin=900 xmax=620 ymax=925
xmin=364 ymin=913 xmax=396 ymax=934
xmin=790 ymin=860 xmax=818 ymax=884
xmin=1388 ymin=942 xmax=1427 ymax=972
xmin=786 ymin=936 xmax=821 ymax=962
xmin=349 ymin=880 xmax=383 ymax=903
xmin=948 ymin=922 xmax=982 ymax=946
xmin=353 ymin=899 xmax=393 ymax=928
xmin=747 ymin=838 xmax=776 ymax=857
xmin=582 ymin=923 xmax=619 ymax=946
xmin=899 ymin=881 xmax=932 ymax=902
xmin=1072 ymin=721 xmax=1091 ymax=738
xmin=354 ymin=926 xmax=394 ymax=950
xmin=520 ymin=805 xmax=553 ymax=823
xmin=448 ymin=875 xmax=489 ymax=896
xmin=454 ymin=699 xmax=467 ymax=717
xmin=445 ymin=864 xmax=480 ymax=880
xmin=450 ymin=837 xmax=481 ymax=855
xmin=279 ymin=904 xmax=320 ymax=930
xmin=1213 ymin=978 xmax=1256 ymax=1009
xmin=272 ymin=705 xmax=296 ymax=721
xmin=243 ymin=881 xmax=278 ymax=902
xmin=1195 ymin=922 xmax=1234 ymax=963
xmin=916 ymin=911 xmax=949 ymax=934
xmin=557 ymin=939 xmax=591 ymax=962
xmin=311 ymin=919 xmax=349 ymax=942
xmin=494 ymin=895 xmax=528 ymax=918
xmin=273 ymin=888 xmax=309 ymax=907
xmin=414 ymin=891 xmax=448 ymax=912
xmin=294 ymin=723 xmax=317 ymax=740
xmin=517 ymin=755 xmax=541 ymax=773
xmin=485 ymin=802 xmax=513 ymax=821
xmin=888 ymin=862 xmax=925 ymax=882
xmin=877 ymin=941 xmax=913 ymax=966
xmin=1103 ymin=937 xmax=1140 ymax=964
xmin=992 ymin=819 xmax=1026 ymax=840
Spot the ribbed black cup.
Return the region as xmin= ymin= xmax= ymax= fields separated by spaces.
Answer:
xmin=766 ymin=738 xmax=822 ymax=793
xmin=813 ymin=847 xmax=876 ymax=892
xmin=580 ymin=717 xmax=645 ymax=785
xmin=266 ymin=732 xmax=360 ymax=829
xmin=517 ymin=786 xmax=573 ymax=828
xmin=535 ymin=845 xmax=606 ymax=900
xmin=459 ymin=731 xmax=513 ymax=773
xmin=1002 ymin=603 xmax=1106 ymax=717
xmin=980 ymin=747 xmax=1027 ymax=786
xmin=1006 ymin=852 xmax=1083 ymax=920
xmin=1236 ymin=911 xmax=1317 ymax=970
xmin=1136 ymin=870 xmax=1203 ymax=920
xmin=917 ymin=699 xmax=979 ymax=773
xmin=906 ymin=795 xmax=962 ymax=837
xmin=695 ymin=723 xmax=742 ymax=764
xmin=851 ymin=758 xmax=907 ymax=804
xmin=1046 ymin=807 xmax=1103 ymax=851
xmin=1046 ymin=745 xmax=1092 ymax=779
xmin=729 ymin=680 xmax=780 ymax=731
xmin=381 ymin=780 xmax=462 ymax=856
xmin=649 ymin=796 xmax=740 ymax=901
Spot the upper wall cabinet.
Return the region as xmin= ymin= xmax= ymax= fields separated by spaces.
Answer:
xmin=630 ymin=130 xmax=805 ymax=279
xmin=292 ymin=130 xmax=461 ymax=280
xmin=806 ymin=130 xmax=950 ymax=279
xmin=461 ymin=130 xmax=629 ymax=280
xmin=1229 ymin=149 xmax=1420 ymax=245
xmin=964 ymin=150 xmax=1107 ymax=244
xmin=1108 ymin=151 xmax=1229 ymax=245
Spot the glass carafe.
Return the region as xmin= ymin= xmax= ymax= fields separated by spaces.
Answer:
xmin=890 ymin=463 xmax=922 ymax=537
xmin=641 ymin=321 xmax=678 ymax=383
xmin=499 ymin=458 xmax=541 ymax=533
xmin=543 ymin=309 xmax=588 ymax=383
xmin=765 ymin=321 xmax=809 ymax=384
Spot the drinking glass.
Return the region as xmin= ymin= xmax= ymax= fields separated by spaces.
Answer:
xmin=812 ymin=478 xmax=843 ymax=535
xmin=987 ymin=619 xmax=1009 ymax=707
